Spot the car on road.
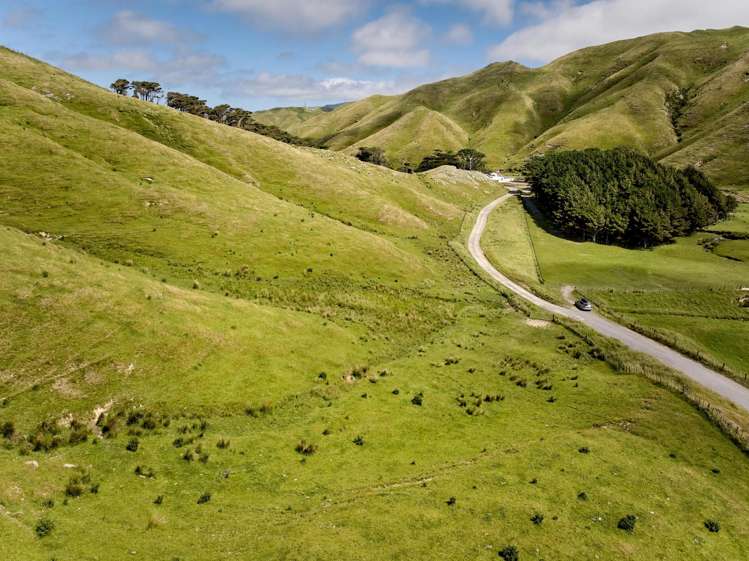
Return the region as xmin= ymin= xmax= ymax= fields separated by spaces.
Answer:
xmin=575 ymin=298 xmax=593 ymax=312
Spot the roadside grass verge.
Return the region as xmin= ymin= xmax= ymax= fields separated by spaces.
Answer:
xmin=552 ymin=316 xmax=749 ymax=453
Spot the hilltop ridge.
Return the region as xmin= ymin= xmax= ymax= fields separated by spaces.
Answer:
xmin=256 ymin=26 xmax=749 ymax=191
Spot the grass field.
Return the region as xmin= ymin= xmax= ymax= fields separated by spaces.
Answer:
xmin=2 ymin=46 xmax=749 ymax=561
xmin=482 ymin=197 xmax=749 ymax=383
xmin=3 ymin=238 xmax=749 ymax=560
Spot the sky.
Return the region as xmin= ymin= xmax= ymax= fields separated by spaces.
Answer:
xmin=1 ymin=0 xmax=748 ymax=110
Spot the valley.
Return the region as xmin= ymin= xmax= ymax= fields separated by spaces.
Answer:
xmin=1 ymin=21 xmax=748 ymax=561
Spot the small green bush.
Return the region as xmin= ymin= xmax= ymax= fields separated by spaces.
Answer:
xmin=126 ymin=437 xmax=139 ymax=452
xmin=531 ymin=513 xmax=544 ymax=525
xmin=704 ymin=519 xmax=720 ymax=533
xmin=134 ymin=465 xmax=156 ymax=478
xmin=353 ymin=435 xmax=365 ymax=446
xmin=197 ymin=491 xmax=211 ymax=504
xmin=34 ymin=517 xmax=55 ymax=538
xmin=65 ymin=471 xmax=93 ymax=498
xmin=216 ymin=438 xmax=230 ymax=449
xmin=411 ymin=393 xmax=423 ymax=406
xmin=295 ymin=440 xmax=317 ymax=456
xmin=1 ymin=421 xmax=14 ymax=439
xmin=498 ymin=545 xmax=519 ymax=561
xmin=617 ymin=514 xmax=637 ymax=532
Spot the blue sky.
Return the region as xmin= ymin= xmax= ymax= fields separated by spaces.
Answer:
xmin=1 ymin=0 xmax=747 ymax=110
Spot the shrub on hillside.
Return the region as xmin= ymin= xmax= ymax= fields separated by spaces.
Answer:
xmin=704 ymin=519 xmax=720 ymax=533
xmin=65 ymin=470 xmax=95 ymax=498
xmin=1 ymin=421 xmax=14 ymax=439
xmin=525 ymin=148 xmax=737 ymax=247
xmin=617 ymin=514 xmax=637 ymax=532
xmin=498 ymin=545 xmax=519 ymax=561
xmin=295 ymin=440 xmax=317 ymax=456
xmin=356 ymin=146 xmax=388 ymax=167
xmin=34 ymin=517 xmax=55 ymax=538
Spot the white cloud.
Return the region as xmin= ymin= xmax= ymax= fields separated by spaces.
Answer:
xmin=420 ymin=0 xmax=514 ymax=25
xmin=461 ymin=0 xmax=514 ymax=24
xmin=491 ymin=0 xmax=749 ymax=64
xmin=100 ymin=11 xmax=196 ymax=46
xmin=519 ymin=0 xmax=572 ymax=20
xmin=1 ymin=7 xmax=41 ymax=29
xmin=445 ymin=23 xmax=474 ymax=44
xmin=63 ymin=49 xmax=225 ymax=86
xmin=210 ymin=0 xmax=365 ymax=31
xmin=225 ymin=73 xmax=403 ymax=102
xmin=352 ymin=8 xmax=431 ymax=68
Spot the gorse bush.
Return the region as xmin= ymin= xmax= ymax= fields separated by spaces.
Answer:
xmin=34 ymin=517 xmax=55 ymax=538
xmin=704 ymin=519 xmax=720 ymax=533
xmin=295 ymin=440 xmax=317 ymax=456
xmin=134 ymin=465 xmax=156 ymax=478
xmin=497 ymin=545 xmax=519 ymax=561
xmin=356 ymin=146 xmax=388 ymax=167
xmin=1 ymin=420 xmax=14 ymax=439
xmin=65 ymin=470 xmax=96 ymax=498
xmin=526 ymin=148 xmax=737 ymax=247
xmin=617 ymin=514 xmax=637 ymax=532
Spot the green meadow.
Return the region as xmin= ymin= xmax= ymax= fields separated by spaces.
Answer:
xmin=1 ymin=45 xmax=749 ymax=561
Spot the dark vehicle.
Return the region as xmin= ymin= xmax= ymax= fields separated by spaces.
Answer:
xmin=575 ymin=298 xmax=593 ymax=312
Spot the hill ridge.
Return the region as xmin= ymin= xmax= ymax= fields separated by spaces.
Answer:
xmin=256 ymin=26 xmax=749 ymax=191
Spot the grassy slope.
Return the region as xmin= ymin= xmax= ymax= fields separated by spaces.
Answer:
xmin=482 ymin=197 xmax=749 ymax=382
xmin=2 ymin=48 xmax=749 ymax=561
xmin=252 ymin=106 xmax=324 ymax=130
xmin=266 ymin=27 xmax=749 ymax=191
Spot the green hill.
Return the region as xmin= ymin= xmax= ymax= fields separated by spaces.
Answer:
xmin=2 ymin=46 xmax=749 ymax=561
xmin=258 ymin=27 xmax=749 ymax=191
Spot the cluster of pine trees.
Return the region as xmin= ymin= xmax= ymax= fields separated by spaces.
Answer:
xmin=165 ymin=91 xmax=315 ymax=147
xmin=355 ymin=147 xmax=487 ymax=174
xmin=416 ymin=149 xmax=487 ymax=172
xmin=525 ymin=148 xmax=736 ymax=247
xmin=111 ymin=80 xmax=313 ymax=147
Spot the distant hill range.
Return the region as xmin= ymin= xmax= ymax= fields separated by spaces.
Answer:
xmin=255 ymin=27 xmax=749 ymax=191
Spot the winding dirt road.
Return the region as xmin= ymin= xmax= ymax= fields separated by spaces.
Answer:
xmin=469 ymin=192 xmax=749 ymax=413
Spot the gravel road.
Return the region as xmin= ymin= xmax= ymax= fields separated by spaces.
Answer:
xmin=468 ymin=192 xmax=749 ymax=413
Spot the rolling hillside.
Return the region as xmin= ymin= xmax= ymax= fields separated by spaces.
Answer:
xmin=257 ymin=26 xmax=749 ymax=190
xmin=2 ymin=47 xmax=749 ymax=561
